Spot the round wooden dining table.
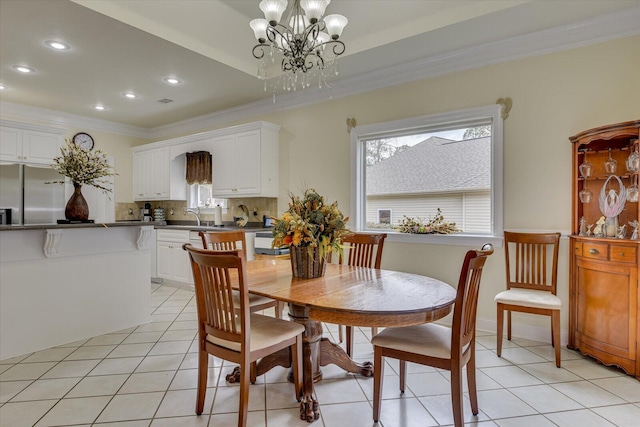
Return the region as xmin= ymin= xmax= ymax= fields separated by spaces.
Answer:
xmin=229 ymin=257 xmax=457 ymax=422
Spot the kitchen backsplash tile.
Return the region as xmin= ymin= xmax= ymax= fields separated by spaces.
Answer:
xmin=115 ymin=202 xmax=142 ymax=221
xmin=126 ymin=198 xmax=277 ymax=224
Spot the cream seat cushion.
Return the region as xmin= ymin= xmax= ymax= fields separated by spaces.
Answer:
xmin=494 ymin=288 xmax=561 ymax=310
xmin=207 ymin=313 xmax=304 ymax=353
xmin=372 ymin=323 xmax=466 ymax=359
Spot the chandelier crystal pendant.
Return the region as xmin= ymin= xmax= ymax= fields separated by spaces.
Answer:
xmin=250 ymin=0 xmax=348 ymax=95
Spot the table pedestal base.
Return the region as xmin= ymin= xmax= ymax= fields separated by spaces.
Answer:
xmin=226 ymin=303 xmax=373 ymax=423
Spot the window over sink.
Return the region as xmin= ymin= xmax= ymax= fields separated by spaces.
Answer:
xmin=188 ymin=184 xmax=228 ymax=210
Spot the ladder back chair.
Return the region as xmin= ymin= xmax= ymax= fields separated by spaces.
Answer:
xmin=336 ymin=232 xmax=387 ymax=357
xmin=199 ymin=230 xmax=283 ymax=319
xmin=494 ymin=231 xmax=562 ymax=367
xmin=372 ymin=244 xmax=494 ymax=427
xmin=183 ymin=245 xmax=304 ymax=427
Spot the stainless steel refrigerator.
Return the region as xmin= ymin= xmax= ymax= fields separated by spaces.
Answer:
xmin=0 ymin=164 xmax=65 ymax=225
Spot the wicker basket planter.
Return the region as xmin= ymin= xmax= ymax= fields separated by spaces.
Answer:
xmin=290 ymin=245 xmax=327 ymax=278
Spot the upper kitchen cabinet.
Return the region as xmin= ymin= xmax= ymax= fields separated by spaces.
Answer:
xmin=132 ymin=121 xmax=280 ymax=201
xmin=211 ymin=124 xmax=279 ymax=198
xmin=133 ymin=147 xmax=186 ymax=201
xmin=0 ymin=121 xmax=64 ymax=165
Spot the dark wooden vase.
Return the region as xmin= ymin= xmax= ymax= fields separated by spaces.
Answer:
xmin=290 ymin=245 xmax=327 ymax=278
xmin=65 ymin=183 xmax=89 ymax=221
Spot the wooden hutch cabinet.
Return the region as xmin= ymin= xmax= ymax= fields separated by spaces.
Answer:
xmin=569 ymin=120 xmax=640 ymax=380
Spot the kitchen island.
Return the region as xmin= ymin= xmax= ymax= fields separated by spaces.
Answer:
xmin=0 ymin=222 xmax=153 ymax=360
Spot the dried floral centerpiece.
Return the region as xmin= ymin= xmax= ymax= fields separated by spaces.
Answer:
xmin=48 ymin=139 xmax=116 ymax=221
xmin=272 ymin=188 xmax=350 ymax=278
xmin=395 ymin=208 xmax=461 ymax=234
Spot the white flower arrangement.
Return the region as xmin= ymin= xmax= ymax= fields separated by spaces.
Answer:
xmin=48 ymin=139 xmax=117 ymax=193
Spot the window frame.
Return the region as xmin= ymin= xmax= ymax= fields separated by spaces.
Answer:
xmin=350 ymin=104 xmax=504 ymax=247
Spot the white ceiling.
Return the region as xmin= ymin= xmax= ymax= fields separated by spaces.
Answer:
xmin=1 ymin=0 xmax=639 ymax=130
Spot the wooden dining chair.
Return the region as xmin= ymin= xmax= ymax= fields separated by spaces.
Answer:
xmin=183 ymin=244 xmax=304 ymax=427
xmin=199 ymin=230 xmax=284 ymax=319
xmin=495 ymin=231 xmax=562 ymax=367
xmin=335 ymin=232 xmax=387 ymax=357
xmin=371 ymin=244 xmax=493 ymax=427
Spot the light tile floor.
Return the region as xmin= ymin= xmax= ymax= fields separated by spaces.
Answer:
xmin=2 ymin=283 xmax=640 ymax=426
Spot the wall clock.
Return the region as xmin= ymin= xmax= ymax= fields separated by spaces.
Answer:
xmin=72 ymin=132 xmax=94 ymax=151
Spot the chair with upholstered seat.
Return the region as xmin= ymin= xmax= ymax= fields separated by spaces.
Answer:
xmin=335 ymin=232 xmax=387 ymax=357
xmin=183 ymin=245 xmax=304 ymax=427
xmin=372 ymin=244 xmax=493 ymax=427
xmin=199 ymin=230 xmax=283 ymax=319
xmin=495 ymin=231 xmax=562 ymax=367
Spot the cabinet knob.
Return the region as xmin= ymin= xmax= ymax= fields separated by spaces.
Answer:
xmin=619 ymin=252 xmax=625 ymax=256
xmin=589 ymin=248 xmax=599 ymax=255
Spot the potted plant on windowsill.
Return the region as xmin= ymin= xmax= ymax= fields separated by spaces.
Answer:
xmin=48 ymin=140 xmax=116 ymax=222
xmin=272 ymin=188 xmax=350 ymax=278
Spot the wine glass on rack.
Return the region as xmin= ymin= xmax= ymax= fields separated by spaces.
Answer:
xmin=627 ymin=141 xmax=639 ymax=173
xmin=605 ymin=148 xmax=617 ymax=174
xmin=579 ymin=149 xmax=593 ymax=178
xmin=579 ymin=149 xmax=593 ymax=204
xmin=628 ymin=175 xmax=639 ymax=203
xmin=580 ymin=179 xmax=593 ymax=204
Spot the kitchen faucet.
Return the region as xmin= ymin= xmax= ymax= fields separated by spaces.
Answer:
xmin=184 ymin=207 xmax=201 ymax=226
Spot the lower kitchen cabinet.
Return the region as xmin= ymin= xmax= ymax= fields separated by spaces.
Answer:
xmin=156 ymin=230 xmax=192 ymax=284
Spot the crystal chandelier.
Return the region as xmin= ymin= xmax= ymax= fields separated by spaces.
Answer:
xmin=250 ymin=0 xmax=348 ymax=95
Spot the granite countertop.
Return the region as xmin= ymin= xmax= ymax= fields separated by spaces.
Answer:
xmin=157 ymin=221 xmax=273 ymax=232
xmin=0 ymin=221 xmax=152 ymax=231
xmin=0 ymin=221 xmax=274 ymax=232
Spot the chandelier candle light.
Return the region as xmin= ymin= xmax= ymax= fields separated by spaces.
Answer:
xmin=250 ymin=0 xmax=348 ymax=96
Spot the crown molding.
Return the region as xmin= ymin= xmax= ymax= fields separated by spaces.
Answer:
xmin=2 ymin=7 xmax=638 ymax=141
xmin=148 ymin=7 xmax=640 ymax=140
xmin=0 ymin=101 xmax=149 ymax=139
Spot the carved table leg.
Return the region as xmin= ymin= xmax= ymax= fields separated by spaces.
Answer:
xmin=318 ymin=338 xmax=373 ymax=377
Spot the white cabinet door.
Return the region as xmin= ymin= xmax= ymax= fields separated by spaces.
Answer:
xmin=151 ymin=148 xmax=170 ymax=198
xmin=234 ymin=131 xmax=261 ymax=195
xmin=0 ymin=127 xmax=61 ymax=165
xmin=156 ymin=229 xmax=192 ymax=284
xmin=133 ymin=148 xmax=181 ymax=201
xmin=156 ymin=241 xmax=173 ymax=280
xmin=22 ymin=130 xmax=62 ymax=165
xmin=211 ymin=131 xmax=262 ymax=197
xmin=0 ymin=127 xmax=22 ymax=162
xmin=211 ymin=135 xmax=236 ymax=196
xmin=133 ymin=152 xmax=146 ymax=200
xmin=172 ymin=247 xmax=192 ymax=284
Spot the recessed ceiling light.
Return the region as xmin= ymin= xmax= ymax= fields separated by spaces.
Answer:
xmin=0 ymin=84 xmax=5 ymax=90
xmin=164 ymin=77 xmax=181 ymax=85
xmin=45 ymin=40 xmax=70 ymax=50
xmin=94 ymin=105 xmax=106 ymax=111
xmin=123 ymin=92 xmax=138 ymax=99
xmin=13 ymin=65 xmax=35 ymax=73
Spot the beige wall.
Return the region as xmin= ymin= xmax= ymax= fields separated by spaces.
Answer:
xmin=61 ymin=128 xmax=146 ymax=203
xmin=167 ymin=35 xmax=639 ymax=339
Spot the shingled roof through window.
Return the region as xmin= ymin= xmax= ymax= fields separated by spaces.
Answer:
xmin=366 ymin=136 xmax=491 ymax=196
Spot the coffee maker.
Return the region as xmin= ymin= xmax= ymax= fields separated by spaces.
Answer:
xmin=141 ymin=203 xmax=152 ymax=222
